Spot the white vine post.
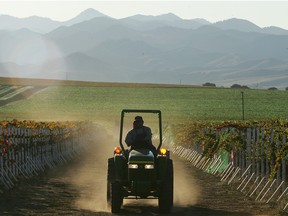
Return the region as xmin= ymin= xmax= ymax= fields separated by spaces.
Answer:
xmin=0 ymin=123 xmax=89 ymax=192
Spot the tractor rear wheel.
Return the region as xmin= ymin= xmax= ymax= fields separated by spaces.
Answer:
xmin=158 ymin=159 xmax=173 ymax=213
xmin=107 ymin=158 xmax=115 ymax=208
xmin=107 ymin=158 xmax=123 ymax=213
xmin=110 ymin=182 xmax=123 ymax=213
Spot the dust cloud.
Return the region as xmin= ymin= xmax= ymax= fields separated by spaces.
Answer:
xmin=63 ymin=124 xmax=118 ymax=212
xmin=61 ymin=122 xmax=202 ymax=212
xmin=173 ymin=156 xmax=201 ymax=207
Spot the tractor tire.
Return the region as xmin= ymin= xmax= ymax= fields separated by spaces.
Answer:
xmin=107 ymin=158 xmax=115 ymax=209
xmin=107 ymin=158 xmax=123 ymax=213
xmin=110 ymin=182 xmax=123 ymax=213
xmin=158 ymin=159 xmax=173 ymax=213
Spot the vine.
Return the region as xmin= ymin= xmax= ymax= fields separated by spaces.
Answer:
xmin=172 ymin=119 xmax=288 ymax=179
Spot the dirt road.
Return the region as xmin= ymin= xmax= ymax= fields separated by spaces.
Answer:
xmin=0 ymin=130 xmax=279 ymax=216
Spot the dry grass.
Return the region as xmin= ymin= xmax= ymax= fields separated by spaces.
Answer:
xmin=0 ymin=77 xmax=205 ymax=88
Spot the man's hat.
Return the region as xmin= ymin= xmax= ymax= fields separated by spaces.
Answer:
xmin=135 ymin=116 xmax=143 ymax=121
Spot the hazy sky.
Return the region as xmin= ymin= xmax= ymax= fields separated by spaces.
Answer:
xmin=1 ymin=1 xmax=288 ymax=29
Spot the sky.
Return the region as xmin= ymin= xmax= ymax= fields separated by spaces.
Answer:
xmin=0 ymin=1 xmax=288 ymax=29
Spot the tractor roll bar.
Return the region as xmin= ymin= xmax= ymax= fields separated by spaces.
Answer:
xmin=119 ymin=109 xmax=162 ymax=152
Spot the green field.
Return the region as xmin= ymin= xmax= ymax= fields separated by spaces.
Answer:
xmin=0 ymin=81 xmax=288 ymax=127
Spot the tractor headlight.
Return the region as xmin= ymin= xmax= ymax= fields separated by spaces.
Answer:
xmin=128 ymin=164 xmax=138 ymax=169
xmin=144 ymin=164 xmax=154 ymax=169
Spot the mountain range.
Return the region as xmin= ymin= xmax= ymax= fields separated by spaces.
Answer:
xmin=0 ymin=8 xmax=288 ymax=89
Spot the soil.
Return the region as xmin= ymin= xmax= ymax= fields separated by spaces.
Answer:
xmin=0 ymin=130 xmax=281 ymax=216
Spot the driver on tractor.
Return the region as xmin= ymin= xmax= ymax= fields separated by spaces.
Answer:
xmin=125 ymin=116 xmax=157 ymax=155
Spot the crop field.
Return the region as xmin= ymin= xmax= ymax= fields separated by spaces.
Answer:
xmin=0 ymin=80 xmax=288 ymax=126
xmin=1 ymin=78 xmax=287 ymax=215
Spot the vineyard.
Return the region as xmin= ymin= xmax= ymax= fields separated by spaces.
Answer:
xmin=171 ymin=119 xmax=288 ymax=212
xmin=0 ymin=79 xmax=288 ymax=213
xmin=0 ymin=119 xmax=90 ymax=193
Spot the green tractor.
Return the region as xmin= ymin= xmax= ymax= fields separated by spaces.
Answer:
xmin=107 ymin=109 xmax=173 ymax=213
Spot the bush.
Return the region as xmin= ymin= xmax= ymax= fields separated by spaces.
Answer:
xmin=202 ymin=82 xmax=216 ymax=87
xmin=241 ymin=85 xmax=250 ymax=89
xmin=268 ymin=87 xmax=278 ymax=90
xmin=230 ymin=84 xmax=249 ymax=89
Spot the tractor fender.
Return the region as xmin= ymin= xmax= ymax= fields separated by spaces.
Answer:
xmin=157 ymin=156 xmax=168 ymax=181
xmin=114 ymin=155 xmax=127 ymax=181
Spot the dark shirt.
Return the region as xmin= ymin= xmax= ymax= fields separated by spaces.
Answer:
xmin=125 ymin=126 xmax=156 ymax=154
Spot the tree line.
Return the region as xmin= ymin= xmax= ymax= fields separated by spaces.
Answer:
xmin=202 ymin=82 xmax=288 ymax=90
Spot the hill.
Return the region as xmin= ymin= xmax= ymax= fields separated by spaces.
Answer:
xmin=0 ymin=9 xmax=288 ymax=89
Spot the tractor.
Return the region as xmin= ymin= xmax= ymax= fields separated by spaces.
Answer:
xmin=107 ymin=109 xmax=173 ymax=213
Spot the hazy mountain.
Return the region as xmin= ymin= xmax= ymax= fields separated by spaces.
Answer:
xmin=192 ymin=18 xmax=211 ymax=25
xmin=0 ymin=61 xmax=40 ymax=78
xmin=206 ymin=53 xmax=245 ymax=68
xmin=213 ymin=18 xmax=262 ymax=32
xmin=129 ymin=13 xmax=182 ymax=22
xmin=0 ymin=15 xmax=61 ymax=33
xmin=262 ymin=26 xmax=288 ymax=35
xmin=1 ymin=9 xmax=288 ymax=88
xmin=86 ymin=39 xmax=159 ymax=69
xmin=38 ymin=52 xmax=133 ymax=81
xmin=46 ymin=18 xmax=145 ymax=57
xmin=64 ymin=8 xmax=108 ymax=26
xmin=119 ymin=18 xmax=168 ymax=31
xmin=125 ymin=14 xmax=210 ymax=30
xmin=236 ymin=34 xmax=288 ymax=60
xmin=0 ymin=8 xmax=108 ymax=34
xmin=1 ymin=9 xmax=287 ymax=36
xmin=48 ymin=16 xmax=118 ymax=39
xmin=0 ymin=28 xmax=62 ymax=65
xmin=213 ymin=18 xmax=288 ymax=35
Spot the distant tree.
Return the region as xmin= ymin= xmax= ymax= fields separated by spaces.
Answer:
xmin=231 ymin=84 xmax=250 ymax=89
xmin=241 ymin=85 xmax=250 ymax=89
xmin=286 ymin=87 xmax=288 ymax=90
xmin=268 ymin=87 xmax=278 ymax=90
xmin=231 ymin=84 xmax=242 ymax=89
xmin=202 ymin=82 xmax=216 ymax=87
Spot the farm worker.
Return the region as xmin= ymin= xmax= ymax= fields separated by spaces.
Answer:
xmin=125 ymin=116 xmax=157 ymax=155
